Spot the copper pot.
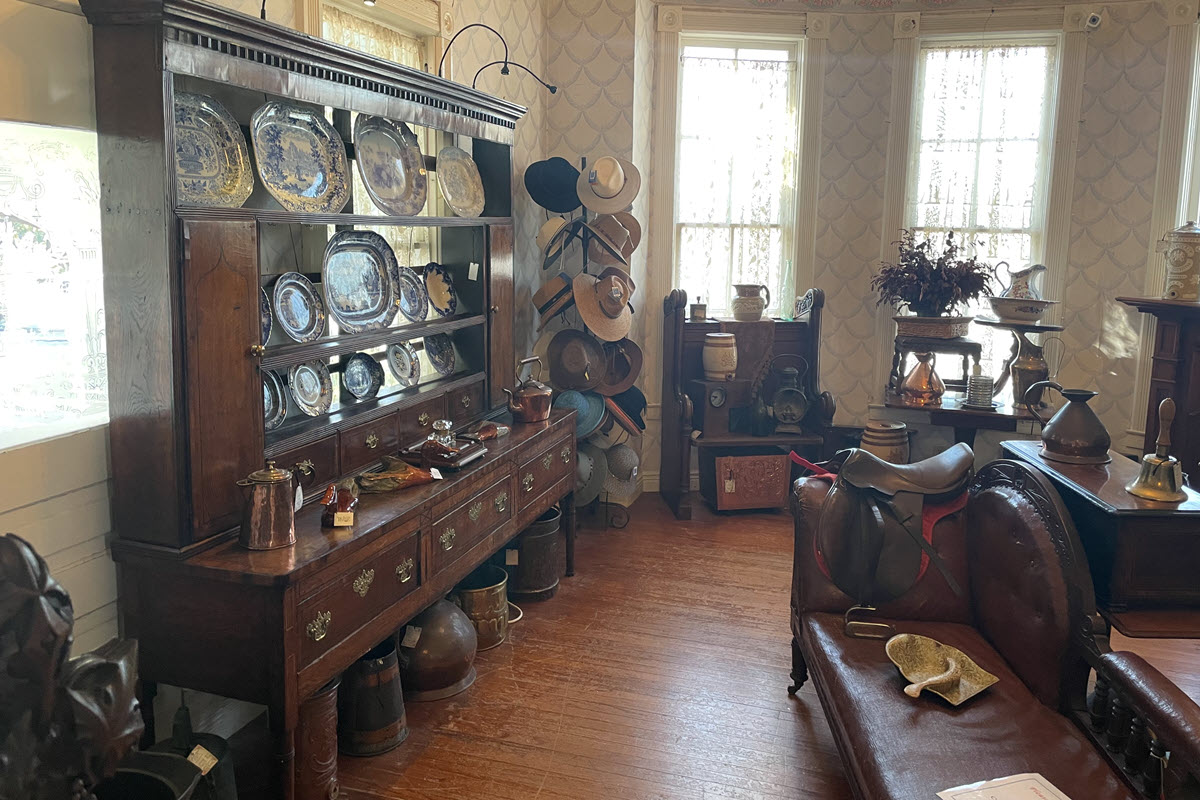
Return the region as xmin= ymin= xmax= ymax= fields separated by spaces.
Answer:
xmin=237 ymin=461 xmax=296 ymax=550
xmin=1025 ymin=380 xmax=1111 ymax=465
xmin=503 ymin=356 xmax=552 ymax=422
xmin=397 ymin=599 xmax=477 ymax=701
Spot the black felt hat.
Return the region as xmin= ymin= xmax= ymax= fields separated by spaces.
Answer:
xmin=612 ymin=385 xmax=647 ymax=431
xmin=524 ymin=157 xmax=582 ymax=213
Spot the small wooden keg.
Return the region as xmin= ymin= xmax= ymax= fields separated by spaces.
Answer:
xmin=506 ymin=506 xmax=561 ymax=600
xmin=337 ymin=640 xmax=409 ymax=756
xmin=296 ymin=678 xmax=340 ymax=800
xmin=860 ymin=421 xmax=909 ymax=464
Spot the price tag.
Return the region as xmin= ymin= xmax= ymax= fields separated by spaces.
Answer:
xmin=724 ymin=478 xmax=736 ymax=494
xmin=294 ymin=485 xmax=304 ymax=512
xmin=468 ymin=261 xmax=480 ymax=281
xmin=401 ymin=625 xmax=422 ymax=648
xmin=430 ymin=468 xmax=444 ymax=480
xmin=187 ymin=745 xmax=219 ymax=776
xmin=333 ymin=511 xmax=354 ymax=527
xmin=505 ymin=549 xmax=519 ymax=566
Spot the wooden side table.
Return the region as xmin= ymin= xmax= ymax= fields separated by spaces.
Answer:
xmin=1002 ymin=438 xmax=1200 ymax=638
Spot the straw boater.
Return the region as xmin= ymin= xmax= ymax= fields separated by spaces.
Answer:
xmin=532 ymin=272 xmax=575 ymax=331
xmin=576 ymin=155 xmax=641 ymax=214
xmin=572 ymin=271 xmax=633 ymax=342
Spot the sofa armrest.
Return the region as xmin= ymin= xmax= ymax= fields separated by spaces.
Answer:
xmin=1099 ymin=651 xmax=1200 ymax=774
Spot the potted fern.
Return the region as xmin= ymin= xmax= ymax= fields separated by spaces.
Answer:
xmin=872 ymin=230 xmax=996 ymax=338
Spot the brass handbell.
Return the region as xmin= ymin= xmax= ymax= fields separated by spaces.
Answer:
xmin=1127 ymin=398 xmax=1188 ymax=502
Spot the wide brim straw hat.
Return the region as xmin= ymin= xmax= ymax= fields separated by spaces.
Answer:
xmin=576 ymin=155 xmax=641 ymax=214
xmin=586 ymin=214 xmax=632 ymax=267
xmin=602 ymin=443 xmax=640 ymax=497
xmin=537 ymin=216 xmax=574 ymax=270
xmin=572 ymin=272 xmax=633 ymax=342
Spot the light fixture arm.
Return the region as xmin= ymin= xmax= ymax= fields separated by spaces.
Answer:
xmin=437 ymin=23 xmax=509 ymax=80
xmin=472 ymin=60 xmax=558 ymax=94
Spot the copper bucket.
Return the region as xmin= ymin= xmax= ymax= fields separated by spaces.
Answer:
xmin=296 ymin=678 xmax=340 ymax=800
xmin=506 ymin=506 xmax=561 ymax=600
xmin=454 ymin=565 xmax=522 ymax=651
xmin=337 ymin=640 xmax=409 ymax=756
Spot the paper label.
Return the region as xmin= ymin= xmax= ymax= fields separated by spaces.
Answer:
xmin=937 ymin=774 xmax=1073 ymax=800
xmin=187 ymin=745 xmax=219 ymax=776
xmin=294 ymin=485 xmax=304 ymax=513
xmin=724 ymin=478 xmax=736 ymax=494
xmin=401 ymin=625 xmax=422 ymax=648
xmin=468 ymin=261 xmax=480 ymax=281
xmin=505 ymin=549 xmax=519 ymax=566
xmin=333 ymin=511 xmax=354 ymax=527
xmin=431 ymin=468 xmax=443 ymax=480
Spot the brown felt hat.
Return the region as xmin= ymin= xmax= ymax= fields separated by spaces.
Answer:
xmin=596 ymin=339 xmax=642 ymax=396
xmin=547 ymin=328 xmax=606 ymax=391
xmin=586 ymin=214 xmax=632 ymax=267
xmin=532 ymin=271 xmax=574 ymax=330
xmin=614 ymin=211 xmax=641 ymax=253
xmin=572 ymin=272 xmax=633 ymax=342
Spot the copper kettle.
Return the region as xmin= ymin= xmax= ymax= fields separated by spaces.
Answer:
xmin=1025 ymin=381 xmax=1112 ymax=465
xmin=237 ymin=460 xmax=297 ymax=550
xmin=503 ymin=356 xmax=552 ymax=423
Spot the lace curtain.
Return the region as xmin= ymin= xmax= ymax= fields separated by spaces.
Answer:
xmin=675 ymin=45 xmax=798 ymax=317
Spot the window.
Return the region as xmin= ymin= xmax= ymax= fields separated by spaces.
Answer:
xmin=905 ymin=38 xmax=1059 ymax=396
xmin=0 ymin=121 xmax=106 ymax=450
xmin=674 ymin=38 xmax=800 ymax=318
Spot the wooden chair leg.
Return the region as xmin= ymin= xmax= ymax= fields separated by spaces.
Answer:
xmin=788 ymin=636 xmax=809 ymax=694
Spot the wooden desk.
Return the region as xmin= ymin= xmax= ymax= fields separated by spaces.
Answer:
xmin=1002 ymin=438 xmax=1200 ymax=638
xmin=884 ymin=392 xmax=1037 ymax=446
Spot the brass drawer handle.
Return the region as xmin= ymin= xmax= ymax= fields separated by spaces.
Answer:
xmin=522 ymin=473 xmax=534 ymax=493
xmin=494 ymin=492 xmax=508 ymax=513
xmin=366 ymin=433 xmax=380 ymax=449
xmin=306 ymin=610 xmax=331 ymax=642
xmin=561 ymin=445 xmax=571 ymax=464
xmin=460 ymin=394 xmax=472 ymax=409
xmin=352 ymin=568 xmax=375 ymax=597
xmin=395 ymin=557 xmax=415 ymax=583
xmin=295 ymin=459 xmax=314 ymax=477
xmin=440 ymin=528 xmax=456 ymax=551
xmin=419 ymin=412 xmax=431 ymax=426
xmin=468 ymin=501 xmax=483 ymax=521
xmin=250 ymin=344 xmax=266 ymax=356
xmin=542 ymin=453 xmax=553 ymax=470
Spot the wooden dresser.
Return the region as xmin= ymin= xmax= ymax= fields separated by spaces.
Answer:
xmin=77 ymin=2 xmax=576 ymax=797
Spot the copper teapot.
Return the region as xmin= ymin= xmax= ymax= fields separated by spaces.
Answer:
xmin=237 ymin=460 xmax=298 ymax=550
xmin=1025 ymin=381 xmax=1112 ymax=465
xmin=503 ymin=356 xmax=552 ymax=423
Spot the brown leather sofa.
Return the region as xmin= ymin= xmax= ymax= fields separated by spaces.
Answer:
xmin=790 ymin=457 xmax=1200 ymax=800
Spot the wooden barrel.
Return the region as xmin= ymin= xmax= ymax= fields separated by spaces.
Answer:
xmin=296 ymin=678 xmax=340 ymax=800
xmin=337 ymin=640 xmax=409 ymax=756
xmin=506 ymin=507 xmax=561 ymax=600
xmin=860 ymin=421 xmax=909 ymax=464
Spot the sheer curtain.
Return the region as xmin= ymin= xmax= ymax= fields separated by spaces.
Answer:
xmin=675 ymin=42 xmax=799 ymax=317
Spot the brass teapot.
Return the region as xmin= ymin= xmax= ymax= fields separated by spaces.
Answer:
xmin=503 ymin=356 xmax=552 ymax=423
xmin=237 ymin=460 xmax=300 ymax=550
xmin=1025 ymin=381 xmax=1111 ymax=465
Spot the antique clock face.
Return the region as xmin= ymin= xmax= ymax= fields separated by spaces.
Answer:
xmin=709 ymin=387 xmax=727 ymax=408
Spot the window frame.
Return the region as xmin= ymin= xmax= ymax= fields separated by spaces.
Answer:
xmin=1181 ymin=34 xmax=1200 ymax=223
xmin=671 ymin=33 xmax=804 ymax=318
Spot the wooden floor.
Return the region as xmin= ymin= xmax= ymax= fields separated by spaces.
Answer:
xmin=337 ymin=495 xmax=1200 ymax=800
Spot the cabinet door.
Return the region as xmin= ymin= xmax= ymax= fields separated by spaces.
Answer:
xmin=183 ymin=221 xmax=264 ymax=543
xmin=487 ymin=224 xmax=514 ymax=409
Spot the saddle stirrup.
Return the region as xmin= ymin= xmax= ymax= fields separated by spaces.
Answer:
xmin=843 ymin=606 xmax=895 ymax=640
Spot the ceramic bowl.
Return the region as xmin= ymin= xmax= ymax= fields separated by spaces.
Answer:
xmin=986 ymin=296 xmax=1057 ymax=323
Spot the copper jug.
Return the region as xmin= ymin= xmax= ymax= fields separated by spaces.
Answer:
xmin=503 ymin=356 xmax=552 ymax=423
xmin=237 ymin=461 xmax=296 ymax=550
xmin=1025 ymin=381 xmax=1112 ymax=465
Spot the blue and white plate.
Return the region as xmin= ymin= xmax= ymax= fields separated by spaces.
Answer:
xmin=323 ymin=231 xmax=400 ymax=334
xmin=289 ymin=360 xmax=333 ymax=417
xmin=273 ymin=272 xmax=326 ymax=343
xmin=173 ymin=92 xmax=254 ymax=208
xmin=353 ymin=115 xmax=427 ymax=216
xmin=342 ymin=352 xmax=385 ymax=400
xmin=423 ymin=333 xmax=456 ymax=377
xmin=263 ymin=370 xmax=288 ymax=431
xmin=436 ymin=145 xmax=485 ymax=218
xmin=424 ymin=262 xmax=457 ymax=318
xmin=395 ymin=266 xmax=428 ymax=323
xmin=386 ymin=342 xmax=421 ymax=388
xmin=260 ymin=287 xmax=272 ymax=345
xmin=251 ymin=100 xmax=350 ymax=214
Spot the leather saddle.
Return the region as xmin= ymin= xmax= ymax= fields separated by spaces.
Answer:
xmin=817 ymin=443 xmax=974 ymax=608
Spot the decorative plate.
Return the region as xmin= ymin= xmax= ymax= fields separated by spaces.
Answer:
xmin=263 ymin=370 xmax=288 ymax=431
xmin=173 ymin=92 xmax=255 ymax=208
xmin=251 ymin=100 xmax=350 ymax=214
xmin=394 ymin=266 xmax=428 ymax=323
xmin=323 ymin=231 xmax=401 ymax=334
xmin=342 ymin=352 xmax=385 ymax=400
xmin=424 ymin=333 xmax=456 ymax=377
xmin=288 ymin=360 xmax=333 ymax=417
xmin=272 ymin=272 xmax=326 ymax=343
xmin=386 ymin=342 xmax=421 ymax=388
xmin=353 ymin=115 xmax=428 ymax=216
xmin=424 ymin=262 xmax=458 ymax=318
xmin=435 ymin=145 xmax=485 ymax=218
xmin=260 ymin=287 xmax=272 ymax=345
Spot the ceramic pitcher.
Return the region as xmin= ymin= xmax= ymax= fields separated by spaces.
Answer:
xmin=731 ymin=284 xmax=771 ymax=321
xmin=999 ymin=264 xmax=1047 ymax=300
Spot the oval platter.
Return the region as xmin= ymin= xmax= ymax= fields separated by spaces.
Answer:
xmin=386 ymin=342 xmax=421 ymax=388
xmin=273 ymin=272 xmax=326 ymax=343
xmin=436 ymin=145 xmax=485 ymax=218
xmin=395 ymin=266 xmax=428 ymax=323
xmin=323 ymin=230 xmax=401 ymax=334
xmin=424 ymin=333 xmax=456 ymax=377
xmin=342 ymin=352 xmax=385 ymax=400
xmin=173 ymin=92 xmax=255 ymax=208
xmin=424 ymin=262 xmax=458 ymax=318
xmin=263 ymin=370 xmax=288 ymax=431
xmin=260 ymin=287 xmax=272 ymax=345
xmin=353 ymin=115 xmax=428 ymax=216
xmin=289 ymin=360 xmax=333 ymax=417
xmin=251 ymin=100 xmax=350 ymax=214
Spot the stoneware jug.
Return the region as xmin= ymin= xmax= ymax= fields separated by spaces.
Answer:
xmin=1024 ymin=380 xmax=1112 ymax=465
xmin=730 ymin=284 xmax=771 ymax=321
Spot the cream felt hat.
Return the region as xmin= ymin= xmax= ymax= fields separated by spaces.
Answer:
xmin=576 ymin=156 xmax=641 ymax=214
xmin=586 ymin=214 xmax=633 ymax=266
xmin=572 ymin=272 xmax=633 ymax=342
xmin=536 ymin=216 xmax=579 ymax=270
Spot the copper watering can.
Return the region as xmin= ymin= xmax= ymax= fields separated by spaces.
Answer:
xmin=1024 ymin=381 xmax=1111 ymax=465
xmin=237 ymin=460 xmax=310 ymax=550
xmin=503 ymin=356 xmax=552 ymax=423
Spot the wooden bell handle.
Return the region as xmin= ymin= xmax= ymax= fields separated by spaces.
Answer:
xmin=1156 ymin=398 xmax=1176 ymax=454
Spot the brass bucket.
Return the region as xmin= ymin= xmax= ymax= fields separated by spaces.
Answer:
xmin=454 ymin=565 xmax=522 ymax=651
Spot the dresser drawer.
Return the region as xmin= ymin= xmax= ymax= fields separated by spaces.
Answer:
xmin=274 ymin=435 xmax=338 ymax=497
xmin=446 ymin=380 xmax=485 ymax=424
xmin=398 ymin=395 xmax=444 ymax=448
xmin=340 ymin=414 xmax=399 ymax=474
xmin=430 ymin=476 xmax=512 ymax=576
xmin=517 ymin=434 xmax=575 ymax=510
xmin=297 ymin=531 xmax=420 ymax=667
